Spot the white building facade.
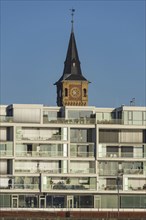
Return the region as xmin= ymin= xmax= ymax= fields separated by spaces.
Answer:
xmin=0 ymin=104 xmax=146 ymax=210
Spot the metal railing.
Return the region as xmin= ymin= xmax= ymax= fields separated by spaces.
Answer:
xmin=0 ymin=115 xmax=13 ymax=122
xmin=43 ymin=117 xmax=96 ymax=125
xmin=70 ymin=168 xmax=95 ymax=174
xmin=99 ymin=169 xmax=118 ymax=176
xmin=0 ymin=150 xmax=13 ymax=156
xmin=124 ymin=168 xmax=143 ymax=175
xmin=98 ymin=152 xmax=145 ymax=158
xmin=1 ymin=114 xmax=146 ymax=126
xmin=15 ymin=150 xmax=64 ymax=157
xmin=125 ymin=184 xmax=146 ymax=191
xmin=98 ymin=184 xmax=123 ymax=191
xmin=70 ymin=137 xmax=93 ymax=143
xmin=70 ymin=151 xmax=94 ymax=157
xmin=43 ymin=183 xmax=96 ymax=191
xmin=17 ymin=134 xmax=62 ymax=141
xmin=1 ymin=183 xmax=39 ymax=190
xmin=14 ymin=168 xmax=63 ymax=174
xmin=99 ymin=168 xmax=143 ymax=176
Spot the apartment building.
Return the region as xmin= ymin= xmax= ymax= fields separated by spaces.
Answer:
xmin=0 ymin=104 xmax=146 ymax=210
xmin=0 ymin=13 xmax=146 ymax=211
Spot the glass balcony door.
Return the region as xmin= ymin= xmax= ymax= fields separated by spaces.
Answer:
xmin=94 ymin=195 xmax=101 ymax=208
xmin=67 ymin=195 xmax=74 ymax=208
xmin=39 ymin=196 xmax=46 ymax=208
xmin=12 ymin=195 xmax=18 ymax=208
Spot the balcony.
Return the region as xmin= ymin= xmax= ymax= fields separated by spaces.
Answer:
xmin=124 ymin=168 xmax=143 ymax=175
xmin=98 ymin=152 xmax=145 ymax=159
xmin=125 ymin=178 xmax=146 ymax=191
xmin=70 ymin=168 xmax=95 ymax=174
xmin=70 ymin=143 xmax=94 ymax=158
xmin=97 ymin=119 xmax=123 ymax=124
xmin=6 ymin=184 xmax=39 ymax=190
xmin=70 ymin=151 xmax=94 ymax=158
xmin=99 ymin=184 xmax=123 ymax=191
xmin=127 ymin=185 xmax=146 ymax=191
xmin=15 ymin=150 xmax=64 ymax=158
xmin=14 ymin=168 xmax=63 ymax=174
xmin=0 ymin=177 xmax=39 ymax=190
xmin=52 ymin=183 xmax=95 ymax=191
xmin=42 ymin=176 xmax=96 ymax=191
xmin=43 ymin=117 xmax=96 ymax=125
xmin=44 ymin=183 xmax=96 ymax=191
xmin=99 ymin=168 xmax=143 ymax=176
xmin=0 ymin=142 xmax=13 ymax=157
xmin=0 ymin=151 xmax=13 ymax=157
xmin=17 ymin=134 xmax=62 ymax=141
xmin=97 ymin=119 xmax=146 ymax=125
xmin=0 ymin=116 xmax=13 ymax=123
xmin=99 ymin=169 xmax=118 ymax=176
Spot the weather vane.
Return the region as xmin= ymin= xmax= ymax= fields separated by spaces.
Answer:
xmin=70 ymin=8 xmax=75 ymax=32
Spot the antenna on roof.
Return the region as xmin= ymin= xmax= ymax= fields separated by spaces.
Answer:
xmin=70 ymin=8 xmax=75 ymax=32
xmin=130 ymin=98 xmax=135 ymax=106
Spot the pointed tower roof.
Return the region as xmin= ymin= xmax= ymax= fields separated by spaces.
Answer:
xmin=55 ymin=11 xmax=89 ymax=85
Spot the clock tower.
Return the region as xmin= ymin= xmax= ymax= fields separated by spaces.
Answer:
xmin=54 ymin=10 xmax=90 ymax=106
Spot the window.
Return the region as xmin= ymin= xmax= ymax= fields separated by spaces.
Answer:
xmin=121 ymin=146 xmax=133 ymax=158
xmin=65 ymin=88 xmax=68 ymax=97
xmin=83 ymin=89 xmax=87 ymax=97
xmin=121 ymin=195 xmax=146 ymax=208
xmin=99 ymin=129 xmax=119 ymax=143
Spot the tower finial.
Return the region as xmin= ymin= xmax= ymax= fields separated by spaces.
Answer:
xmin=70 ymin=8 xmax=75 ymax=32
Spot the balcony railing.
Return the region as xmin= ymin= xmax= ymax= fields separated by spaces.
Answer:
xmin=0 ymin=183 xmax=39 ymax=190
xmin=125 ymin=184 xmax=146 ymax=191
xmin=0 ymin=142 xmax=13 ymax=156
xmin=99 ymin=184 xmax=123 ymax=191
xmin=43 ymin=117 xmax=96 ymax=125
xmin=99 ymin=169 xmax=119 ymax=176
xmin=44 ymin=117 xmax=146 ymax=125
xmin=97 ymin=119 xmax=123 ymax=124
xmin=98 ymin=152 xmax=145 ymax=159
xmin=97 ymin=119 xmax=146 ymax=125
xmin=0 ymin=116 xmax=13 ymax=123
xmin=15 ymin=150 xmax=64 ymax=157
xmin=14 ymin=168 xmax=63 ymax=174
xmin=70 ymin=151 xmax=94 ymax=158
xmin=17 ymin=134 xmax=62 ymax=141
xmin=43 ymin=183 xmax=96 ymax=191
xmin=1 ymin=115 xmax=145 ymax=125
xmin=124 ymin=168 xmax=143 ymax=175
xmin=14 ymin=184 xmax=39 ymax=190
xmin=99 ymin=168 xmax=143 ymax=176
xmin=0 ymin=150 xmax=13 ymax=157
xmin=70 ymin=137 xmax=93 ymax=143
xmin=70 ymin=168 xmax=95 ymax=174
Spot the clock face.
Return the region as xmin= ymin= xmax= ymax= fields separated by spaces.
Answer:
xmin=70 ymin=87 xmax=81 ymax=98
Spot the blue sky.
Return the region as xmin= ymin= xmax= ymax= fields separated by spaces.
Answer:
xmin=1 ymin=0 xmax=145 ymax=107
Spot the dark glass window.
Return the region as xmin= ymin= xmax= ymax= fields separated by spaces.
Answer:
xmin=80 ymin=195 xmax=93 ymax=208
xmin=83 ymin=89 xmax=87 ymax=97
xmin=65 ymin=88 xmax=68 ymax=97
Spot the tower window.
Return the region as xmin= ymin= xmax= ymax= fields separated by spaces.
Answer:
xmin=59 ymin=90 xmax=62 ymax=97
xmin=65 ymin=88 xmax=68 ymax=97
xmin=72 ymin=58 xmax=76 ymax=67
xmin=83 ymin=89 xmax=87 ymax=97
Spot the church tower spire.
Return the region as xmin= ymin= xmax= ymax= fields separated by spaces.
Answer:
xmin=71 ymin=8 xmax=75 ymax=33
xmin=55 ymin=10 xmax=90 ymax=106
